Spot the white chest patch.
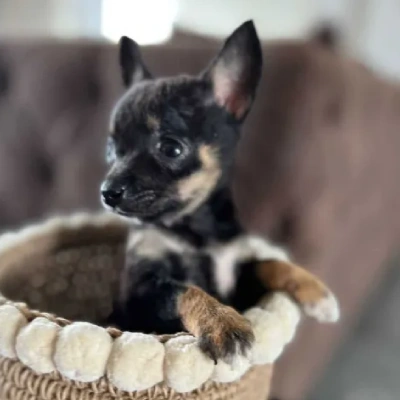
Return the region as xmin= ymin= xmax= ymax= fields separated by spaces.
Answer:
xmin=127 ymin=226 xmax=290 ymax=299
xmin=127 ymin=227 xmax=194 ymax=260
xmin=207 ymin=235 xmax=290 ymax=298
xmin=209 ymin=243 xmax=243 ymax=298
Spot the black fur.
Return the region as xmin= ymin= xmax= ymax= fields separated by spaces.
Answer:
xmin=102 ymin=21 xmax=265 ymax=344
xmin=102 ymin=21 xmax=262 ymax=223
xmin=161 ymin=187 xmax=242 ymax=247
xmin=112 ymin=251 xmax=220 ymax=334
xmin=119 ymin=36 xmax=152 ymax=86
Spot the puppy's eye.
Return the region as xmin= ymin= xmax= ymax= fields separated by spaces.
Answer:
xmin=157 ymin=138 xmax=183 ymax=159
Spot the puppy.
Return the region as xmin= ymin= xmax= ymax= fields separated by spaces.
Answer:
xmin=101 ymin=21 xmax=339 ymax=363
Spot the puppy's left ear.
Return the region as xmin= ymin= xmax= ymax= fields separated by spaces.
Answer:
xmin=202 ymin=20 xmax=262 ymax=121
xmin=119 ymin=36 xmax=152 ymax=87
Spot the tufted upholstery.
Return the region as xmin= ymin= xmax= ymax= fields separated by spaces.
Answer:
xmin=0 ymin=36 xmax=399 ymax=399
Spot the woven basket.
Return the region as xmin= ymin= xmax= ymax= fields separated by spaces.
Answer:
xmin=0 ymin=213 xmax=299 ymax=400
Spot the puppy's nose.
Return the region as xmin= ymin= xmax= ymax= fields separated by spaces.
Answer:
xmin=101 ymin=188 xmax=123 ymax=207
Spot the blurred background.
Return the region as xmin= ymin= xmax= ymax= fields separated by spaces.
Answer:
xmin=0 ymin=1 xmax=399 ymax=399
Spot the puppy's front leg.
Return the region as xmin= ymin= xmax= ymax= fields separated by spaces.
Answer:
xmin=178 ymin=285 xmax=254 ymax=363
xmin=115 ymin=257 xmax=254 ymax=363
xmin=255 ymin=260 xmax=340 ymax=323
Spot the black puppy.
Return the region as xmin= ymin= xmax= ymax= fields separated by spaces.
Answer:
xmin=101 ymin=21 xmax=339 ymax=363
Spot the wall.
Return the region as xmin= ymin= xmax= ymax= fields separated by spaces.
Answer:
xmin=175 ymin=0 xmax=400 ymax=81
xmin=175 ymin=0 xmax=320 ymax=39
xmin=0 ymin=0 xmax=101 ymax=39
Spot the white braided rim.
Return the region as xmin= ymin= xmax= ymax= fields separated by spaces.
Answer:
xmin=0 ymin=212 xmax=301 ymax=393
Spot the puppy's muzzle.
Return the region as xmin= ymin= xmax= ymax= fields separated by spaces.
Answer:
xmin=101 ymin=188 xmax=123 ymax=207
xmin=101 ymin=184 xmax=124 ymax=208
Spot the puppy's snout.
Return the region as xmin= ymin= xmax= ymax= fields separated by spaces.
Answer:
xmin=101 ymin=187 xmax=124 ymax=208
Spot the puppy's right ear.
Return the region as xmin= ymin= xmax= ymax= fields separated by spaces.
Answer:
xmin=119 ymin=36 xmax=152 ymax=87
xmin=201 ymin=21 xmax=262 ymax=122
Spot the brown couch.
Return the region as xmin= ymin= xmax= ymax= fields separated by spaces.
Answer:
xmin=0 ymin=34 xmax=399 ymax=399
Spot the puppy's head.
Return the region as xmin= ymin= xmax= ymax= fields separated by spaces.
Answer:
xmin=101 ymin=21 xmax=262 ymax=224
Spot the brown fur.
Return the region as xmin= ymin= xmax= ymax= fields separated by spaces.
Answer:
xmin=255 ymin=260 xmax=330 ymax=306
xmin=177 ymin=285 xmax=254 ymax=363
xmin=175 ymin=145 xmax=221 ymax=219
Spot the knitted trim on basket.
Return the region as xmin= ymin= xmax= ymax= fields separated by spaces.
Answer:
xmin=0 ymin=213 xmax=301 ymax=394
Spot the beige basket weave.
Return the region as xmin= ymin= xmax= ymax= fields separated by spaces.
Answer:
xmin=0 ymin=213 xmax=299 ymax=400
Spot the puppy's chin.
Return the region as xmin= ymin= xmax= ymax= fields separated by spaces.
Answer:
xmin=115 ymin=213 xmax=143 ymax=226
xmin=110 ymin=198 xmax=183 ymax=225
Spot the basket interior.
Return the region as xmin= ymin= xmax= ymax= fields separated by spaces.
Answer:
xmin=0 ymin=216 xmax=129 ymax=324
xmin=0 ymin=215 xmax=275 ymax=400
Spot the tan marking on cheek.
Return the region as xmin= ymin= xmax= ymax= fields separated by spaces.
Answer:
xmin=147 ymin=115 xmax=160 ymax=131
xmin=177 ymin=145 xmax=221 ymax=203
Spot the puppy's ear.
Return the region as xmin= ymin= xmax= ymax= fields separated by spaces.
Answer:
xmin=202 ymin=20 xmax=262 ymax=121
xmin=119 ymin=36 xmax=152 ymax=87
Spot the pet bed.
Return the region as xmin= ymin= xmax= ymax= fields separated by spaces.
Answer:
xmin=0 ymin=212 xmax=303 ymax=400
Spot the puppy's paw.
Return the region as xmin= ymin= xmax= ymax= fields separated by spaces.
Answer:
xmin=255 ymin=260 xmax=340 ymax=324
xmin=291 ymin=276 xmax=340 ymax=323
xmin=303 ymin=290 xmax=340 ymax=323
xmin=198 ymin=305 xmax=254 ymax=364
